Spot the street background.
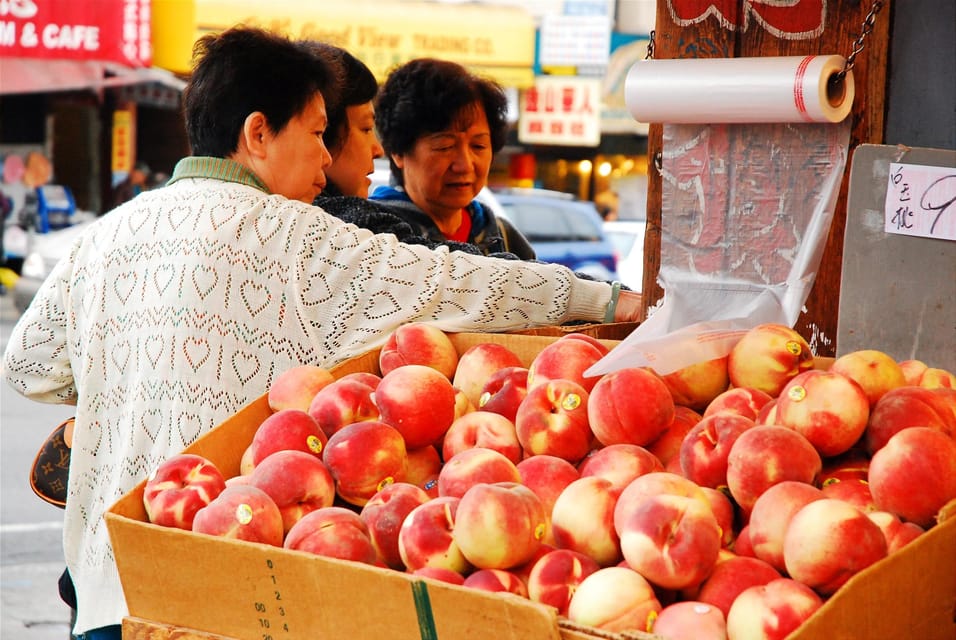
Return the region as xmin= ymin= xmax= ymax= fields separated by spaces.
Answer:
xmin=1 ymin=290 xmax=74 ymax=639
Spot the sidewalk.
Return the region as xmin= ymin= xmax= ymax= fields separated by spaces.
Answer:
xmin=1 ymin=560 xmax=72 ymax=639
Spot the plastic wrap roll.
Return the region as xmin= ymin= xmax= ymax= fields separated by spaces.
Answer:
xmin=625 ymin=55 xmax=854 ymax=124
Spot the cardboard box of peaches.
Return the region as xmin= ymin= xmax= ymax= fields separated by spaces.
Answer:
xmin=105 ymin=324 xmax=956 ymax=640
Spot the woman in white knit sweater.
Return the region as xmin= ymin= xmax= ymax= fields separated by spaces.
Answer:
xmin=2 ymin=27 xmax=639 ymax=639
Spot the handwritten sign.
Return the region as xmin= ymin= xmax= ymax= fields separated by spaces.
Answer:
xmin=885 ymin=163 xmax=956 ymax=241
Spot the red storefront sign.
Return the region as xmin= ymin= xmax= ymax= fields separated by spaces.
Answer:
xmin=0 ymin=0 xmax=151 ymax=67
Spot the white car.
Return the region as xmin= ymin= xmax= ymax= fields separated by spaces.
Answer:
xmin=12 ymin=214 xmax=96 ymax=313
xmin=603 ymin=219 xmax=647 ymax=293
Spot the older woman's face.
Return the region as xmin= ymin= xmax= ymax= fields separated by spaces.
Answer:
xmin=394 ymin=102 xmax=493 ymax=221
xmin=256 ymin=93 xmax=333 ymax=204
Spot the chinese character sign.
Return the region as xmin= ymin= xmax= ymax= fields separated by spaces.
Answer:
xmin=519 ymin=76 xmax=602 ymax=147
xmin=0 ymin=0 xmax=151 ymax=67
xmin=885 ymin=163 xmax=956 ymax=242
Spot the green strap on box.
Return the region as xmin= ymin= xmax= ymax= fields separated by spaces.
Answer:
xmin=411 ymin=580 xmax=438 ymax=640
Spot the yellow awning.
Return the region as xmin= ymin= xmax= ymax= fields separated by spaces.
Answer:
xmin=152 ymin=0 xmax=536 ymax=88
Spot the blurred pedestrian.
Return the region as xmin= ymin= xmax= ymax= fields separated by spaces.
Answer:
xmin=3 ymin=26 xmax=638 ymax=640
xmin=111 ymin=161 xmax=150 ymax=207
xmin=370 ymin=58 xmax=535 ymax=259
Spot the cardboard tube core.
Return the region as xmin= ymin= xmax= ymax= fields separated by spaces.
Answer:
xmin=826 ymin=72 xmax=848 ymax=109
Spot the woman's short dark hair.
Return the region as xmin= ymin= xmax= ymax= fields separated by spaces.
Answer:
xmin=183 ymin=27 xmax=338 ymax=157
xmin=301 ymin=42 xmax=379 ymax=155
xmin=375 ymin=58 xmax=509 ymax=185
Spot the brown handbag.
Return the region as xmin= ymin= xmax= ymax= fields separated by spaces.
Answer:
xmin=29 ymin=417 xmax=73 ymax=508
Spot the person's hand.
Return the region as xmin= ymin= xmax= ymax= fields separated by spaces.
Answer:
xmin=613 ymin=290 xmax=644 ymax=323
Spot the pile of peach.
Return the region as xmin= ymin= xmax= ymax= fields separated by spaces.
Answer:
xmin=142 ymin=322 xmax=956 ymax=640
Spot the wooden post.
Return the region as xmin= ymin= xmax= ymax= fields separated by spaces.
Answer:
xmin=642 ymin=0 xmax=892 ymax=356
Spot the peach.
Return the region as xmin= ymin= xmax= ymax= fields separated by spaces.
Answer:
xmin=820 ymin=476 xmax=877 ymax=513
xmin=898 ymin=359 xmax=928 ymax=386
xmin=651 ymin=601 xmax=727 ymax=640
xmin=727 ymin=323 xmax=815 ymax=398
xmin=551 ymin=476 xmax=622 ymax=567
xmin=700 ymin=486 xmax=737 ymax=548
xmin=703 ymin=386 xmax=774 ymax=421
xmin=441 ymin=411 xmax=521 ymax=464
xmin=818 ymin=448 xmax=870 ymax=484
xmin=526 ymin=548 xmax=600 ymax=616
xmin=679 ymin=413 xmax=755 ymax=490
xmin=734 ymin=524 xmax=755 ymax=557
xmin=754 ymin=398 xmax=778 ymax=425
xmin=613 ymin=471 xmax=709 ymax=536
xmin=477 ymin=365 xmax=529 ymax=423
xmin=725 ymin=425 xmax=822 ymax=516
xmin=510 ymin=542 xmax=557 ymax=586
xmin=378 ymin=322 xmax=459 ymax=380
xmin=452 ymin=387 xmax=476 ymax=421
xmin=588 ymin=367 xmax=675 ymax=447
xmin=224 ymin=475 xmax=253 ymax=488
xmin=527 ymin=334 xmax=607 ymax=393
xmin=191 ymin=485 xmax=283 ymax=546
xmin=338 ymin=371 xmax=381 ymax=389
xmin=515 ymin=378 xmax=593 ymax=463
xmin=398 ymin=496 xmax=472 ymax=574
xmin=375 ymin=364 xmax=457 ymax=449
xmin=830 ymin=349 xmax=907 ymax=407
xmin=143 ymin=453 xmax=227 ymax=530
xmin=866 ymin=511 xmax=925 ymax=554
xmin=864 ymin=386 xmax=956 ymax=454
xmin=774 ymin=369 xmax=870 ymax=457
xmin=359 ymin=482 xmax=431 ymax=570
xmin=283 ymin=506 xmax=378 ymax=565
xmin=248 ymin=449 xmax=335 ymax=533
xmin=322 ymin=420 xmax=408 ymax=507
xmin=307 ymin=377 xmax=379 ymax=438
xmin=516 ymin=454 xmax=580 ymax=528
xmin=404 ymin=445 xmax=442 ymax=498
xmin=619 ymin=493 xmax=722 ymax=590
xmin=250 ymin=408 xmax=327 ymax=466
xmin=462 ymin=569 xmax=528 ymax=597
xmin=659 ymin=356 xmax=730 ymax=412
xmin=725 ymin=578 xmax=823 ymax=640
xmin=647 ymin=405 xmax=703 ymax=473
xmin=267 ymin=364 xmax=334 ymax=412
xmin=577 ymin=443 xmax=664 ymax=493
xmin=747 ymin=480 xmax=826 ymax=573
xmin=562 ymin=332 xmax=610 ymax=355
xmin=453 ymin=342 xmax=523 ymax=408
xmin=437 ymin=447 xmax=520 ymax=499
xmin=239 ymin=444 xmax=255 ymax=476
xmin=920 ymin=367 xmax=956 ymax=390
xmin=453 ymin=481 xmax=547 ymax=570
xmin=868 ymin=426 xmax=956 ymax=527
xmin=410 ymin=567 xmax=465 ymax=585
xmin=695 ymin=555 xmax=781 ymax=619
xmin=566 ymin=566 xmax=662 ymax=633
xmin=783 ymin=498 xmax=888 ymax=595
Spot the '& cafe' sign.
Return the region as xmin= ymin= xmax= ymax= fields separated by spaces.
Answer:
xmin=0 ymin=0 xmax=151 ymax=66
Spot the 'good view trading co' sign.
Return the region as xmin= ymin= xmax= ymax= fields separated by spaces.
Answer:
xmin=0 ymin=0 xmax=151 ymax=66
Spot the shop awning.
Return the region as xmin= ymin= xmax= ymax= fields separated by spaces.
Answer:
xmin=151 ymin=0 xmax=537 ymax=88
xmin=0 ymin=58 xmax=186 ymax=95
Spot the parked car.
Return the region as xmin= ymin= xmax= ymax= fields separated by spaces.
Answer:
xmin=492 ymin=188 xmax=618 ymax=281
xmin=11 ymin=213 xmax=96 ymax=313
xmin=603 ymin=219 xmax=647 ymax=293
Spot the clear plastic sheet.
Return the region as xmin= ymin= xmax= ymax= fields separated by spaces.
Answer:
xmin=588 ymin=119 xmax=852 ymax=376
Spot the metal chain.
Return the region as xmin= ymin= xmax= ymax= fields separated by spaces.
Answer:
xmin=837 ymin=0 xmax=885 ymax=80
xmin=645 ymin=30 xmax=655 ymax=60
